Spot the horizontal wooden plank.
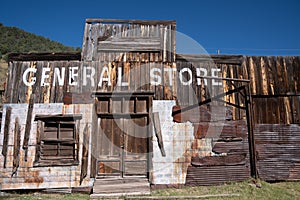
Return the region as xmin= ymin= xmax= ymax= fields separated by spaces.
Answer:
xmin=212 ymin=141 xmax=248 ymax=154
xmin=8 ymin=52 xmax=81 ymax=62
xmin=85 ymin=18 xmax=176 ymax=25
xmin=176 ymin=54 xmax=244 ymax=65
xmin=191 ymin=153 xmax=247 ymax=167
xmin=97 ymin=113 xmax=148 ymax=118
xmin=35 ymin=114 xmax=82 ymax=121
xmin=93 ymin=91 xmax=154 ymax=98
xmin=193 ymin=120 xmax=248 ymax=139
xmin=98 ymin=37 xmax=161 ymax=52
xmin=33 ymin=160 xmax=79 ymax=167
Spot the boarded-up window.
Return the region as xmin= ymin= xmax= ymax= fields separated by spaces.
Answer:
xmin=34 ymin=115 xmax=82 ymax=167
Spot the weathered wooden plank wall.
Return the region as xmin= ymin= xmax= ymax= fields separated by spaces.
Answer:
xmin=5 ymin=53 xmax=81 ymax=104
xmin=245 ymin=56 xmax=300 ymax=182
xmin=82 ymin=19 xmax=176 ymax=62
xmin=176 ymin=54 xmax=246 ymax=121
xmin=176 ymin=55 xmax=300 ymax=184
xmin=81 ymin=19 xmax=176 ymax=101
xmin=245 ymin=56 xmax=300 ymax=124
xmin=6 ymin=55 xmax=300 ymax=123
xmin=5 ymin=54 xmax=300 ymax=125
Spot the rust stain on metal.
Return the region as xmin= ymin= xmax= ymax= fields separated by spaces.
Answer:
xmin=24 ymin=171 xmax=44 ymax=184
xmin=255 ymin=124 xmax=300 ymax=181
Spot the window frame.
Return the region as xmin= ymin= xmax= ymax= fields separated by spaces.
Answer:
xmin=33 ymin=114 xmax=82 ymax=167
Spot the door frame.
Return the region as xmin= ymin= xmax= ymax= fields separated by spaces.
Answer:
xmin=93 ymin=92 xmax=154 ymax=179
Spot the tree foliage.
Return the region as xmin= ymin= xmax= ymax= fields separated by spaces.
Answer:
xmin=0 ymin=23 xmax=81 ymax=60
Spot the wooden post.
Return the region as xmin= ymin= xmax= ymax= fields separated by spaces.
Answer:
xmin=152 ymin=112 xmax=166 ymax=157
xmin=80 ymin=123 xmax=90 ymax=185
xmin=2 ymin=106 xmax=12 ymax=168
xmin=23 ymin=93 xmax=35 ymax=161
xmin=12 ymin=117 xmax=21 ymax=176
xmin=245 ymin=85 xmax=258 ymax=178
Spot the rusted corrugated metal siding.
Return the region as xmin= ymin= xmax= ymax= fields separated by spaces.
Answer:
xmin=255 ymin=124 xmax=300 ymax=181
xmin=185 ymin=120 xmax=250 ymax=186
xmin=185 ymin=165 xmax=250 ymax=186
xmin=245 ymin=56 xmax=300 ymax=182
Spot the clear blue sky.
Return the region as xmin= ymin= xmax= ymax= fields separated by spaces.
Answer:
xmin=0 ymin=0 xmax=299 ymax=55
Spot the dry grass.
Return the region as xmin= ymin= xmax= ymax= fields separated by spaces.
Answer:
xmin=0 ymin=180 xmax=300 ymax=200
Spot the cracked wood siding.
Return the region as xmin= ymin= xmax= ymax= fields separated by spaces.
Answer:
xmin=81 ymin=19 xmax=177 ymax=101
xmin=175 ymin=55 xmax=300 ymax=124
xmin=82 ymin=19 xmax=176 ymax=62
xmin=245 ymin=56 xmax=300 ymax=124
xmin=12 ymin=117 xmax=21 ymax=176
xmin=5 ymin=59 xmax=81 ymax=104
xmin=176 ymin=55 xmax=246 ymax=121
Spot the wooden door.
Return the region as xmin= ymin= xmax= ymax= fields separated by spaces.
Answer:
xmin=95 ymin=92 xmax=153 ymax=178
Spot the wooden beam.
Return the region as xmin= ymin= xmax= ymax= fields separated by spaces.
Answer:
xmin=196 ymin=76 xmax=250 ymax=83
xmin=23 ymin=94 xmax=35 ymax=161
xmin=80 ymin=123 xmax=89 ymax=185
xmin=245 ymin=86 xmax=258 ymax=179
xmin=8 ymin=52 xmax=81 ymax=62
xmin=152 ymin=112 xmax=166 ymax=157
xmin=92 ymin=91 xmax=155 ymax=98
xmin=12 ymin=117 xmax=21 ymax=176
xmin=85 ymin=19 xmax=176 ymax=26
xmin=97 ymin=113 xmax=148 ymax=119
xmin=191 ymin=153 xmax=247 ymax=167
xmin=176 ymin=54 xmax=244 ymax=65
xmin=2 ymin=106 xmax=12 ymax=168
xmin=35 ymin=114 xmax=82 ymax=121
xmin=251 ymin=93 xmax=300 ymax=98
xmin=98 ymin=37 xmax=161 ymax=52
xmin=172 ymin=85 xmax=246 ymax=116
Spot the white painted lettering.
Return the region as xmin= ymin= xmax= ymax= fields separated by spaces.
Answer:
xmin=164 ymin=68 xmax=176 ymax=86
xmin=98 ymin=66 xmax=111 ymax=86
xmin=196 ymin=68 xmax=208 ymax=85
xmin=41 ymin=68 xmax=51 ymax=86
xmin=69 ymin=67 xmax=78 ymax=86
xmin=117 ymin=67 xmax=128 ymax=86
xmin=53 ymin=68 xmax=65 ymax=86
xmin=23 ymin=68 xmax=37 ymax=86
xmin=179 ymin=68 xmax=192 ymax=85
xmin=83 ymin=66 xmax=95 ymax=87
xmin=212 ymin=68 xmax=222 ymax=86
xmin=150 ymin=68 xmax=161 ymax=85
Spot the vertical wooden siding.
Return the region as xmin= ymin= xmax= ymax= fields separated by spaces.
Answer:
xmin=82 ymin=19 xmax=176 ymax=63
xmin=5 ymin=54 xmax=300 ymax=124
xmin=245 ymin=56 xmax=300 ymax=124
xmin=5 ymin=60 xmax=81 ymax=104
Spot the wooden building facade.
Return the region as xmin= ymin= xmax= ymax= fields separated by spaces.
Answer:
xmin=0 ymin=19 xmax=300 ymax=195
